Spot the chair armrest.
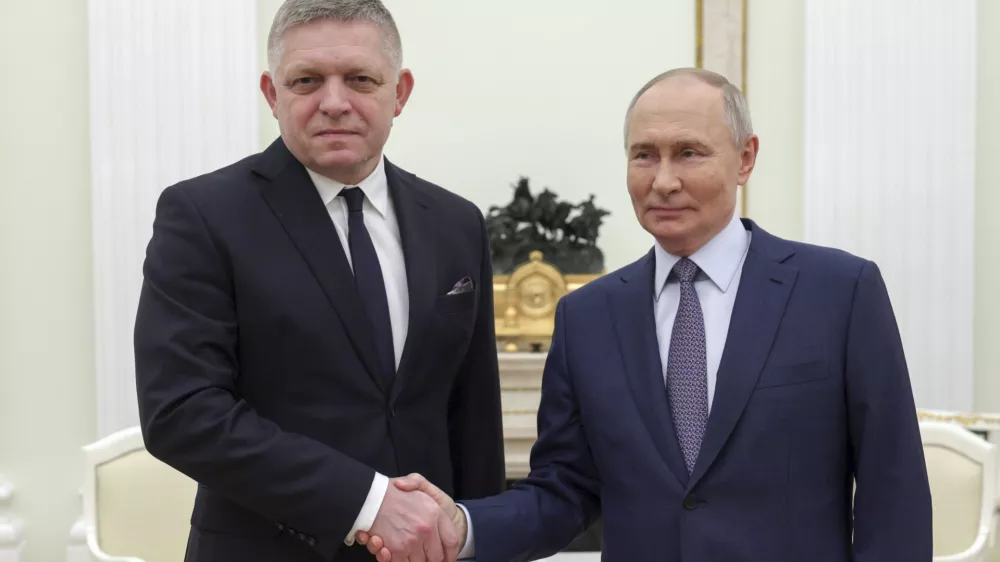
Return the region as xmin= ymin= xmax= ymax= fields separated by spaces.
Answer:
xmin=87 ymin=528 xmax=145 ymax=562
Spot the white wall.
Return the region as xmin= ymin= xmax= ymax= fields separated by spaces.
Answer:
xmin=744 ymin=0 xmax=805 ymax=241
xmin=383 ymin=0 xmax=696 ymax=271
xmin=258 ymin=0 xmax=696 ymax=271
xmin=0 ymin=1 xmax=97 ymax=561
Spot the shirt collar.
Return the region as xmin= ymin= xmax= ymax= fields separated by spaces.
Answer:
xmin=305 ymin=156 xmax=389 ymax=218
xmin=654 ymin=213 xmax=750 ymax=301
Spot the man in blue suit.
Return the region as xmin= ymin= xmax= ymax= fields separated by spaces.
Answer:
xmin=359 ymin=67 xmax=933 ymax=562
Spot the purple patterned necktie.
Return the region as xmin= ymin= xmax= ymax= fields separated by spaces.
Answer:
xmin=666 ymin=257 xmax=708 ymax=474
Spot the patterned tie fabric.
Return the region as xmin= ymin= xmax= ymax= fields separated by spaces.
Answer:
xmin=339 ymin=188 xmax=395 ymax=387
xmin=666 ymin=257 xmax=709 ymax=474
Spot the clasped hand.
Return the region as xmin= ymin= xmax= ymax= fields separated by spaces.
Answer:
xmin=359 ymin=474 xmax=463 ymax=562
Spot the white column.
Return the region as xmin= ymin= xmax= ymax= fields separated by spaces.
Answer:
xmin=89 ymin=0 xmax=260 ymax=436
xmin=804 ymin=0 xmax=977 ymax=411
xmin=0 ymin=478 xmax=23 ymax=562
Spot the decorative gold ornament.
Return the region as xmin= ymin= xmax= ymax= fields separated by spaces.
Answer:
xmin=916 ymin=408 xmax=1000 ymax=430
xmin=493 ymin=251 xmax=601 ymax=352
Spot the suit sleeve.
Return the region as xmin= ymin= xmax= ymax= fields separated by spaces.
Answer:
xmin=447 ymin=209 xmax=507 ymax=500
xmin=845 ymin=260 xmax=933 ymax=561
xmin=134 ymin=185 xmax=372 ymax=561
xmin=461 ymin=297 xmax=602 ymax=562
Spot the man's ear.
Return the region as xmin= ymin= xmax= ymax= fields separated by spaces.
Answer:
xmin=394 ymin=69 xmax=415 ymax=117
xmin=737 ymin=135 xmax=759 ymax=186
xmin=260 ymin=71 xmax=279 ymax=118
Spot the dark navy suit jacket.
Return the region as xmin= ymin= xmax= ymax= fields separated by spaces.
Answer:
xmin=463 ymin=219 xmax=932 ymax=562
xmin=134 ymin=139 xmax=506 ymax=562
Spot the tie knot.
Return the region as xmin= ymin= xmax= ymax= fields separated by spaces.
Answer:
xmin=339 ymin=187 xmax=365 ymax=212
xmin=671 ymin=258 xmax=700 ymax=283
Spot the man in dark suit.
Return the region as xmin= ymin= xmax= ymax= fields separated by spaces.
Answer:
xmin=133 ymin=1 xmax=505 ymax=561
xmin=360 ymin=68 xmax=933 ymax=562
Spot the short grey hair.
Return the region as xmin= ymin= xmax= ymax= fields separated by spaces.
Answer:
xmin=623 ymin=67 xmax=753 ymax=148
xmin=267 ymin=0 xmax=403 ymax=74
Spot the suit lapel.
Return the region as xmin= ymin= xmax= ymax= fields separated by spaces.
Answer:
xmin=688 ymin=221 xmax=798 ymax=488
xmin=385 ymin=161 xmax=436 ymax=402
xmin=611 ymin=251 xmax=690 ymax=489
xmin=252 ymin=139 xmax=386 ymax=395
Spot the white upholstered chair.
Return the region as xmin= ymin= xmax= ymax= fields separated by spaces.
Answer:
xmin=79 ymin=420 xmax=996 ymax=562
xmin=82 ymin=426 xmax=197 ymax=562
xmin=920 ymin=421 xmax=998 ymax=561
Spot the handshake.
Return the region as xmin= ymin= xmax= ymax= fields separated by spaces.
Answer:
xmin=357 ymin=474 xmax=466 ymax=562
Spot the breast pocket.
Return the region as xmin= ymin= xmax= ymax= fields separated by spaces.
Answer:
xmin=428 ymin=291 xmax=478 ymax=362
xmin=436 ymin=290 xmax=477 ymax=315
xmin=755 ymin=359 xmax=830 ymax=389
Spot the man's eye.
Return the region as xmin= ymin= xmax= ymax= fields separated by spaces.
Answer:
xmin=292 ymin=77 xmax=316 ymax=86
xmin=681 ymin=150 xmax=696 ymax=158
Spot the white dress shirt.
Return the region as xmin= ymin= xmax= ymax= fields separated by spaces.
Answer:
xmin=457 ymin=213 xmax=750 ymax=559
xmin=305 ymin=156 xmax=405 ymax=545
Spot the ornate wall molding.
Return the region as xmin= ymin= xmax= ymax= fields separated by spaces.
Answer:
xmin=0 ymin=478 xmax=23 ymax=562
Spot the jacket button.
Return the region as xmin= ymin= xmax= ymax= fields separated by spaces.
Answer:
xmin=683 ymin=495 xmax=699 ymax=510
xmin=308 ymin=537 xmax=317 ymax=547
xmin=276 ymin=523 xmax=284 ymax=531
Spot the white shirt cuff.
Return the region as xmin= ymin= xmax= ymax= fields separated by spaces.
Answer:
xmin=457 ymin=503 xmax=476 ymax=559
xmin=344 ymin=472 xmax=389 ymax=545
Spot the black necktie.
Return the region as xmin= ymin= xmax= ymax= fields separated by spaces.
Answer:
xmin=340 ymin=188 xmax=395 ymax=386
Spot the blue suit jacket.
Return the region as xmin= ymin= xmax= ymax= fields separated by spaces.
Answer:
xmin=464 ymin=219 xmax=932 ymax=562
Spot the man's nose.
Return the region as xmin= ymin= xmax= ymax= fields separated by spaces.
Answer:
xmin=318 ymin=80 xmax=352 ymax=117
xmin=651 ymin=161 xmax=681 ymax=195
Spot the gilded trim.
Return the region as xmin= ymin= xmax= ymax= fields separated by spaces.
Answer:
xmin=695 ymin=0 xmax=704 ymax=68
xmin=740 ymin=0 xmax=748 ymax=218
xmin=741 ymin=0 xmax=748 ymax=95
xmin=503 ymin=409 xmax=545 ymax=415
xmin=917 ymin=409 xmax=1000 ymax=429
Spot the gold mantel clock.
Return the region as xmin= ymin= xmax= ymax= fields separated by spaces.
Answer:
xmin=493 ymin=251 xmax=602 ymax=353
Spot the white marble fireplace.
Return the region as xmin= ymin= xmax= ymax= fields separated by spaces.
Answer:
xmin=498 ymin=353 xmax=548 ymax=479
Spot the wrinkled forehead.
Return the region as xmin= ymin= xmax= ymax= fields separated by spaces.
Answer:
xmin=276 ymin=19 xmax=393 ymax=74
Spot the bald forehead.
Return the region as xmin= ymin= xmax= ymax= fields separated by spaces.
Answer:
xmin=625 ymin=76 xmax=731 ymax=150
xmin=632 ymin=75 xmax=725 ymax=118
